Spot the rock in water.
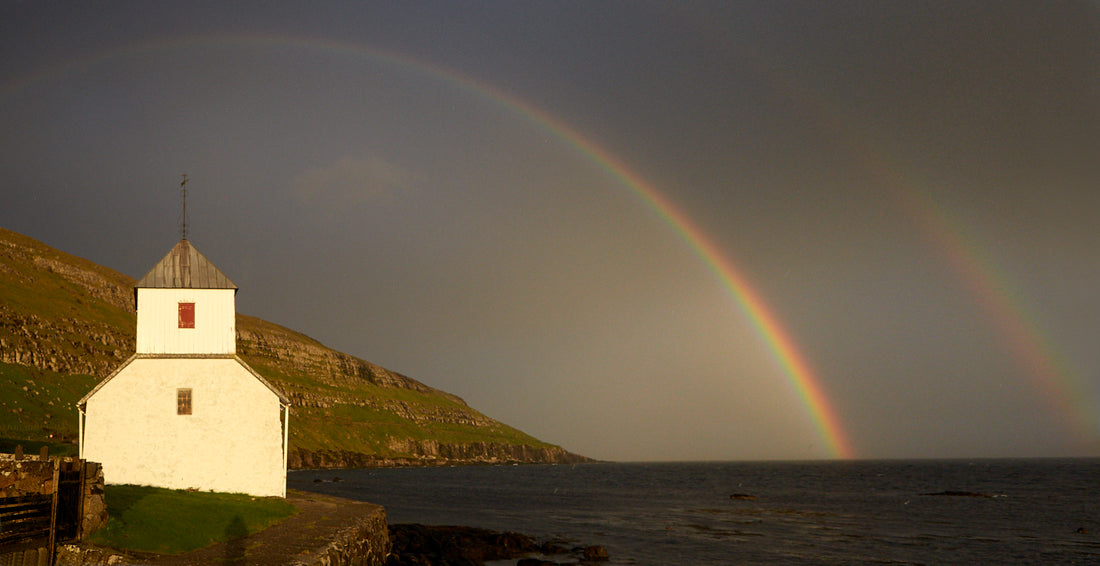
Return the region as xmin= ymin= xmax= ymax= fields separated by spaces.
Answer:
xmin=583 ymin=545 xmax=610 ymax=561
xmin=920 ymin=490 xmax=993 ymax=498
xmin=386 ymin=524 xmax=606 ymax=566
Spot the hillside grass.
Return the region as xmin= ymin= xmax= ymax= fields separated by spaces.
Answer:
xmin=0 ymin=352 xmax=556 ymax=462
xmin=87 ymin=485 xmax=298 ymax=555
xmin=0 ymin=233 xmax=135 ymax=330
xmin=0 ymin=227 xmax=573 ymax=464
xmin=0 ymin=353 xmax=555 ymax=463
xmin=0 ymin=361 xmax=96 ymax=451
xmin=243 ymin=357 xmax=554 ymax=456
xmin=290 ymin=404 xmax=549 ymax=456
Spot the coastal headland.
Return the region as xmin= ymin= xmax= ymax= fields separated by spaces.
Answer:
xmin=0 ymin=227 xmax=589 ymax=468
xmin=0 ymin=229 xmax=594 ymax=563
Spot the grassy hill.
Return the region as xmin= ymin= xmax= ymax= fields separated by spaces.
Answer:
xmin=0 ymin=227 xmax=588 ymax=466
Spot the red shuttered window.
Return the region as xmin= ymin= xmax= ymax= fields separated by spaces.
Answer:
xmin=178 ymin=302 xmax=195 ymax=328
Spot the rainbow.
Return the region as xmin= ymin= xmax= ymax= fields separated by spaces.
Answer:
xmin=488 ymin=94 xmax=857 ymax=459
xmin=898 ymin=188 xmax=1097 ymax=438
xmin=745 ymin=42 xmax=1100 ymax=443
xmin=0 ymin=34 xmax=856 ymax=459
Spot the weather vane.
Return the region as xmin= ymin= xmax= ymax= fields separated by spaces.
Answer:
xmin=179 ymin=173 xmax=189 ymax=241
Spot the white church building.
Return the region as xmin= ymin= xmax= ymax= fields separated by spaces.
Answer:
xmin=78 ymin=239 xmax=290 ymax=498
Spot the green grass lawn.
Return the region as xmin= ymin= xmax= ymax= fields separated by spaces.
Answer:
xmin=87 ymin=485 xmax=298 ymax=555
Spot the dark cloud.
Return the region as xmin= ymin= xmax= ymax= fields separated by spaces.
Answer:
xmin=1 ymin=2 xmax=1097 ymax=460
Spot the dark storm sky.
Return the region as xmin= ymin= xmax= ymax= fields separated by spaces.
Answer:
xmin=2 ymin=2 xmax=1097 ymax=460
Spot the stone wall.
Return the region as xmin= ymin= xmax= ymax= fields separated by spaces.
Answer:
xmin=0 ymin=449 xmax=55 ymax=497
xmin=53 ymin=545 xmax=127 ymax=566
xmin=79 ymin=462 xmax=108 ymax=540
xmin=290 ymin=505 xmax=390 ymax=566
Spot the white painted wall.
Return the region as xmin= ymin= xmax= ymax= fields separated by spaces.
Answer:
xmin=136 ymin=288 xmax=235 ymax=354
xmin=81 ymin=357 xmax=287 ymax=497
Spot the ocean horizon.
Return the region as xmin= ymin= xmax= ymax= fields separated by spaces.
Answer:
xmin=293 ymin=457 xmax=1100 ymax=565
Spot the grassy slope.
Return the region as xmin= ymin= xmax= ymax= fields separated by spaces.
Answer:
xmin=242 ymin=355 xmax=552 ymax=456
xmin=0 ymin=227 xmax=565 ymax=461
xmin=0 ymin=229 xmax=134 ymax=329
xmin=0 ymin=361 xmax=96 ymax=453
xmin=88 ymin=485 xmax=297 ymax=554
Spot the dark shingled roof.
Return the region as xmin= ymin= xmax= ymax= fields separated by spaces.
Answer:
xmin=135 ymin=239 xmax=237 ymax=290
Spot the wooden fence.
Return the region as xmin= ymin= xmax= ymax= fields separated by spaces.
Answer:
xmin=0 ymin=494 xmax=53 ymax=551
xmin=0 ymin=451 xmax=89 ymax=565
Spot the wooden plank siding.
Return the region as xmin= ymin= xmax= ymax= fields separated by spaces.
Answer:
xmin=136 ymin=288 xmax=236 ymax=354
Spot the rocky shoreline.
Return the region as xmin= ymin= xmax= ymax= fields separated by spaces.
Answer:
xmin=290 ymin=446 xmax=594 ymax=469
xmin=386 ymin=524 xmax=608 ymax=566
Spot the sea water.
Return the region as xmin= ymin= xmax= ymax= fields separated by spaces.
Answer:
xmin=291 ymin=459 xmax=1100 ymax=565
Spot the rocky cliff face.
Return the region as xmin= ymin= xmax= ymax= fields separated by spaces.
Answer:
xmin=235 ymin=315 xmax=592 ymax=467
xmin=0 ymin=228 xmax=590 ymax=467
xmin=0 ymin=306 xmax=133 ymax=377
xmin=236 ymin=316 xmax=449 ymax=399
xmin=0 ymin=230 xmax=136 ymax=378
xmin=237 ymin=317 xmax=498 ymax=430
xmin=291 ymin=442 xmax=592 ymax=469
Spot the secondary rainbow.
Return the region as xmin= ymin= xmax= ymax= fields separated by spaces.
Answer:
xmin=0 ymin=34 xmax=856 ymax=458
xmin=747 ymin=41 xmax=1100 ymax=442
xmin=897 ymin=188 xmax=1097 ymax=438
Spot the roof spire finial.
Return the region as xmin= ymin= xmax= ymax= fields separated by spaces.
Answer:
xmin=179 ymin=173 xmax=189 ymax=241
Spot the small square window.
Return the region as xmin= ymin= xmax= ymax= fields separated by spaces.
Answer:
xmin=177 ymin=388 xmax=192 ymax=415
xmin=178 ymin=302 xmax=195 ymax=328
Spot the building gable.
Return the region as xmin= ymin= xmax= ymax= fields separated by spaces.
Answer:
xmin=79 ymin=356 xmax=290 ymax=497
xmin=79 ymin=354 xmax=291 ymax=408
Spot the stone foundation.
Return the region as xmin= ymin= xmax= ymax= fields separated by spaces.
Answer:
xmin=53 ymin=545 xmax=127 ymax=566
